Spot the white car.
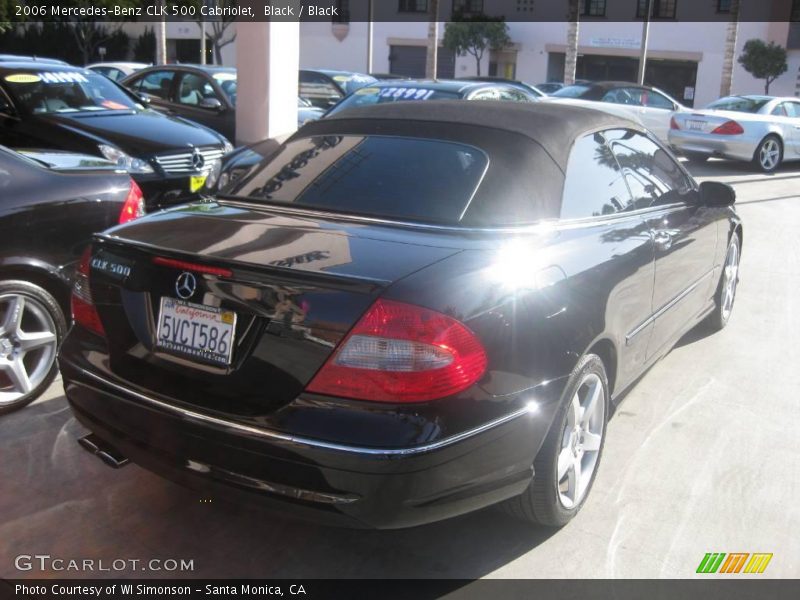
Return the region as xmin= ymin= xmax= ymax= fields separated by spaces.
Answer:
xmin=542 ymin=81 xmax=687 ymax=142
xmin=669 ymin=95 xmax=800 ymax=172
xmin=86 ymin=62 xmax=149 ymax=82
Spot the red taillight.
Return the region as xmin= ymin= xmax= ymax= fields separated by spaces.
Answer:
xmin=71 ymin=247 xmax=105 ymax=337
xmin=306 ymin=299 xmax=488 ymax=403
xmin=152 ymin=257 xmax=232 ymax=278
xmin=118 ymin=179 xmax=145 ymax=224
xmin=670 ymin=116 xmax=680 ymax=130
xmin=711 ymin=120 xmax=744 ymax=135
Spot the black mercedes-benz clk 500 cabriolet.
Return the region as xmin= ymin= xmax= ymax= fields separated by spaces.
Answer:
xmin=58 ymin=102 xmax=742 ymax=529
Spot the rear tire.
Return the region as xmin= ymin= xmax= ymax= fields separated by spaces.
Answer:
xmin=753 ymin=135 xmax=782 ymax=173
xmin=0 ymin=280 xmax=66 ymax=414
xmin=502 ymin=354 xmax=609 ymax=526
xmin=706 ymin=233 xmax=741 ymax=332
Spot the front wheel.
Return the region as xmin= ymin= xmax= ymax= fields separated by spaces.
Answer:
xmin=502 ymin=354 xmax=609 ymax=526
xmin=706 ymin=233 xmax=741 ymax=332
xmin=753 ymin=135 xmax=782 ymax=173
xmin=0 ymin=280 xmax=66 ymax=414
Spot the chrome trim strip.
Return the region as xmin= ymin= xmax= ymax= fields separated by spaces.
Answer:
xmin=625 ymin=269 xmax=714 ymax=344
xmin=68 ymin=363 xmax=532 ymax=457
xmin=213 ymin=199 xmax=687 ymax=235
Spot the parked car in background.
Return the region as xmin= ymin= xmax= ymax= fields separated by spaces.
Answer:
xmin=0 ymin=54 xmax=68 ymax=65
xmin=59 ymin=101 xmax=740 ymax=530
xmin=536 ymin=82 xmax=565 ymax=94
xmin=458 ymin=76 xmax=545 ymax=98
xmin=299 ymin=69 xmax=377 ymax=109
xmin=86 ymin=62 xmax=148 ymax=82
xmin=669 ymin=95 xmax=800 ymax=172
xmin=0 ymin=145 xmax=144 ymax=413
xmin=544 ymin=81 xmax=686 ymax=142
xmin=123 ymin=64 xmax=324 ymax=141
xmin=0 ymin=62 xmax=232 ymax=210
xmin=326 ymin=79 xmax=538 ymax=116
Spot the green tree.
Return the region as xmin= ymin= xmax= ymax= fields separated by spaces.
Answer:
xmin=133 ymin=27 xmax=156 ymax=64
xmin=738 ymin=38 xmax=788 ymax=94
xmin=443 ymin=15 xmax=511 ymax=77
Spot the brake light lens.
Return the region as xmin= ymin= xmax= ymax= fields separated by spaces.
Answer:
xmin=152 ymin=256 xmax=232 ymax=278
xmin=711 ymin=120 xmax=744 ymax=135
xmin=306 ymin=299 xmax=488 ymax=403
xmin=670 ymin=116 xmax=680 ymax=130
xmin=118 ymin=179 xmax=145 ymax=224
xmin=71 ymin=247 xmax=105 ymax=337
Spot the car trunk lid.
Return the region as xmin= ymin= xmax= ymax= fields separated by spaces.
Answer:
xmin=88 ymin=203 xmax=462 ymax=420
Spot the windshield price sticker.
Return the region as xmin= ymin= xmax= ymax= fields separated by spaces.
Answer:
xmin=37 ymin=72 xmax=89 ymax=84
xmin=378 ymin=87 xmax=436 ymax=100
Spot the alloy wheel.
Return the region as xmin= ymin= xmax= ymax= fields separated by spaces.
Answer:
xmin=557 ymin=372 xmax=605 ymax=509
xmin=759 ymin=139 xmax=780 ymax=171
xmin=721 ymin=240 xmax=739 ymax=321
xmin=0 ymin=293 xmax=58 ymax=406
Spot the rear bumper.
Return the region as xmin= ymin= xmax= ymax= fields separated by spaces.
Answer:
xmin=668 ymin=130 xmax=757 ymax=162
xmin=59 ymin=357 xmax=558 ymax=529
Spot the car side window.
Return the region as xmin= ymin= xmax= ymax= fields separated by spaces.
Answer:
xmin=601 ymin=87 xmax=644 ymax=106
xmin=606 ymin=129 xmax=693 ymax=210
xmin=134 ymin=70 xmax=175 ymax=100
xmin=771 ymin=103 xmax=789 ymax=117
xmin=299 ymin=72 xmax=343 ymax=105
xmin=786 ymin=102 xmax=800 ymax=118
xmin=560 ymin=132 xmax=634 ymax=219
xmin=176 ymin=72 xmax=219 ymax=106
xmin=469 ymin=88 xmax=502 ymax=101
xmin=644 ymin=90 xmax=675 ymax=110
xmin=498 ymin=87 xmax=532 ymax=102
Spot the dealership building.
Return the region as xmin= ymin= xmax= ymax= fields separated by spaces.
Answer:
xmin=135 ymin=0 xmax=800 ymax=110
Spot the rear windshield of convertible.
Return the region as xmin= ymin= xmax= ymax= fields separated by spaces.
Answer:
xmin=223 ymin=135 xmax=489 ymax=224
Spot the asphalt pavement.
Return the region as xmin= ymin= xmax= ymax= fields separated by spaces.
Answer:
xmin=1 ymin=158 xmax=798 ymax=580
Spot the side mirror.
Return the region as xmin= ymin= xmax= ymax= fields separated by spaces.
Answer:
xmin=699 ymin=181 xmax=736 ymax=207
xmin=199 ymin=97 xmax=224 ymax=111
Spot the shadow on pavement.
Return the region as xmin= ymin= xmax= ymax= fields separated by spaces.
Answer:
xmin=681 ymin=157 xmax=800 ymax=180
xmin=0 ymin=396 xmax=560 ymax=579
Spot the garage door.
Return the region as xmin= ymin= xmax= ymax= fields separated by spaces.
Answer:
xmin=389 ymin=45 xmax=456 ymax=79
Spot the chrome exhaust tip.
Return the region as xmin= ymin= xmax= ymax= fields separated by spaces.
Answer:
xmin=77 ymin=434 xmax=130 ymax=469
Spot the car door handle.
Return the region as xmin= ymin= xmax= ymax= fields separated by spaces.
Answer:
xmin=652 ymin=229 xmax=673 ymax=251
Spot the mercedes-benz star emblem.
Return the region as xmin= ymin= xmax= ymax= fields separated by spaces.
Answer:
xmin=191 ymin=150 xmax=205 ymax=171
xmin=175 ymin=272 xmax=197 ymax=300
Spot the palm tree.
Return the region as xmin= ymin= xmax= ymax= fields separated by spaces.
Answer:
xmin=564 ymin=0 xmax=580 ymax=85
xmin=719 ymin=0 xmax=741 ymax=98
xmin=426 ymin=0 xmax=440 ymax=79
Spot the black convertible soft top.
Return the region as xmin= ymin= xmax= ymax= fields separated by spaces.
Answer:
xmin=315 ymin=100 xmax=638 ymax=172
xmin=244 ymin=101 xmax=641 ymax=226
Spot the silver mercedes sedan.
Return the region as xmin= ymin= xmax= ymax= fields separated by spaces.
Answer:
xmin=669 ymin=95 xmax=800 ymax=172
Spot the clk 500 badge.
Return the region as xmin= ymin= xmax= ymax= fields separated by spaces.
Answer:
xmin=90 ymin=257 xmax=131 ymax=278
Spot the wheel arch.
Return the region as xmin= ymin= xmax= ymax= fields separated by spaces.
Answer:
xmin=584 ymin=337 xmax=618 ymax=397
xmin=0 ymin=259 xmax=71 ymax=317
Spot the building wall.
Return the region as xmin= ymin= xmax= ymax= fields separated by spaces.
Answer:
xmin=126 ymin=18 xmax=800 ymax=105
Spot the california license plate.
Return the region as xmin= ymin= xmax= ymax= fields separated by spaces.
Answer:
xmin=686 ymin=119 xmax=706 ymax=131
xmin=190 ymin=175 xmax=207 ymax=192
xmin=156 ymin=297 xmax=236 ymax=366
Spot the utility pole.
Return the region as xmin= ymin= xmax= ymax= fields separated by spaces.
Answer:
xmin=637 ymin=0 xmax=654 ymax=85
xmin=426 ymin=0 xmax=439 ymax=79
xmin=156 ymin=0 xmax=167 ymax=65
xmin=366 ymin=0 xmax=373 ymax=73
